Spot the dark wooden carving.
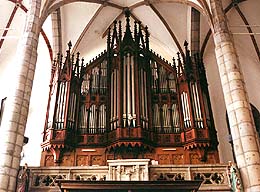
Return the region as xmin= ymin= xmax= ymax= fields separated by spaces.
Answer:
xmin=41 ymin=10 xmax=219 ymax=166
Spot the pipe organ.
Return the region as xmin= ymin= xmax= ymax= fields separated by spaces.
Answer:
xmin=41 ymin=11 xmax=219 ymax=166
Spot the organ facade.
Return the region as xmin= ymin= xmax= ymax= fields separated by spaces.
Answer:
xmin=40 ymin=11 xmax=219 ymax=166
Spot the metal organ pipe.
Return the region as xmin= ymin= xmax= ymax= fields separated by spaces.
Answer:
xmin=172 ymin=104 xmax=180 ymax=133
xmin=89 ymin=105 xmax=97 ymax=133
xmin=80 ymin=105 xmax=88 ymax=129
xmin=111 ymin=69 xmax=118 ymax=130
xmin=131 ymin=55 xmax=135 ymax=127
xmin=127 ymin=54 xmax=131 ymax=126
xmin=191 ymin=83 xmax=203 ymax=128
xmin=123 ymin=56 xmax=127 ymax=127
xmin=144 ymin=71 xmax=148 ymax=128
xmin=181 ymin=92 xmax=191 ymax=128
xmin=181 ymin=93 xmax=187 ymax=128
xmin=191 ymin=84 xmax=199 ymax=126
xmin=55 ymin=82 xmax=67 ymax=129
xmin=162 ymin=104 xmax=170 ymax=133
xmin=99 ymin=104 xmax=105 ymax=133
xmin=113 ymin=70 xmax=116 ymax=128
xmin=140 ymin=68 xmax=147 ymax=129
xmin=68 ymin=93 xmax=76 ymax=128
xmin=195 ymin=83 xmax=203 ymax=128
xmin=116 ymin=69 xmax=119 ymax=127
xmin=184 ymin=92 xmax=191 ymax=127
xmin=140 ymin=69 xmax=144 ymax=125
xmin=110 ymin=71 xmax=114 ymax=130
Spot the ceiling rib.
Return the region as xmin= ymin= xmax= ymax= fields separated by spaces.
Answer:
xmin=7 ymin=0 xmax=53 ymax=61
xmin=196 ymin=0 xmax=213 ymax=25
xmin=201 ymin=3 xmax=233 ymax=56
xmin=41 ymin=29 xmax=53 ymax=61
xmin=101 ymin=9 xmax=147 ymax=40
xmin=105 ymin=1 xmax=124 ymax=9
xmin=235 ymin=5 xmax=260 ymax=61
xmin=72 ymin=5 xmax=104 ymax=53
xmin=129 ymin=12 xmax=147 ymax=32
xmin=149 ymin=3 xmax=184 ymax=57
xmin=201 ymin=1 xmax=260 ymax=62
xmin=8 ymin=0 xmax=27 ymax=12
xmin=101 ymin=1 xmax=150 ymax=39
xmin=101 ymin=10 xmax=124 ymax=39
xmin=128 ymin=1 xmax=146 ymax=9
xmin=0 ymin=4 xmax=18 ymax=49
xmin=200 ymin=29 xmax=211 ymax=57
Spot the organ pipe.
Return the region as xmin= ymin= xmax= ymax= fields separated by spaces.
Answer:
xmin=42 ymin=12 xmax=218 ymax=161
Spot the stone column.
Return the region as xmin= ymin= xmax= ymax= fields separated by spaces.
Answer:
xmin=51 ymin=8 xmax=62 ymax=55
xmin=209 ymin=0 xmax=260 ymax=191
xmin=0 ymin=0 xmax=41 ymax=191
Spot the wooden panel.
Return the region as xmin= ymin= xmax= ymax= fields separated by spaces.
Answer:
xmin=76 ymin=155 xmax=89 ymax=166
xmin=45 ymin=155 xmax=54 ymax=166
xmin=61 ymin=155 xmax=73 ymax=166
xmin=172 ymin=154 xmax=184 ymax=164
xmin=190 ymin=153 xmax=201 ymax=164
xmin=158 ymin=154 xmax=170 ymax=164
xmin=58 ymin=180 xmax=202 ymax=192
xmin=91 ymin=155 xmax=103 ymax=166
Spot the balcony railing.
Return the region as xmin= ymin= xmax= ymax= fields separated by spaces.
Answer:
xmin=26 ymin=164 xmax=232 ymax=191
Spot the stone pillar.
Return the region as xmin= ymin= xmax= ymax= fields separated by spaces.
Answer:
xmin=0 ymin=0 xmax=41 ymax=191
xmin=51 ymin=8 xmax=62 ymax=55
xmin=209 ymin=0 xmax=260 ymax=191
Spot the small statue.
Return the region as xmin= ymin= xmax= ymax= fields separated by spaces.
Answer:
xmin=16 ymin=163 xmax=30 ymax=192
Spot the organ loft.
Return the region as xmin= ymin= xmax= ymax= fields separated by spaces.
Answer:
xmin=40 ymin=10 xmax=219 ymax=167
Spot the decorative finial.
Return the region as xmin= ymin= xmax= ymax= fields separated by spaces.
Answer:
xmin=68 ymin=41 xmax=72 ymax=50
xmin=119 ymin=20 xmax=122 ymax=41
xmin=124 ymin=7 xmax=131 ymax=30
xmin=177 ymin=52 xmax=181 ymax=60
xmin=124 ymin=7 xmax=131 ymax=18
xmin=184 ymin=40 xmax=188 ymax=50
xmin=134 ymin=21 xmax=138 ymax=40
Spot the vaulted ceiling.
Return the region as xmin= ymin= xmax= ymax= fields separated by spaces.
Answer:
xmin=1 ymin=0 xmax=259 ymax=64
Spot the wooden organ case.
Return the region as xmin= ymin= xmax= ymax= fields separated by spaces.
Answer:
xmin=41 ymin=11 xmax=219 ymax=166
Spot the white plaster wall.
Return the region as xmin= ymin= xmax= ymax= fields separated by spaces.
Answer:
xmin=203 ymin=36 xmax=234 ymax=163
xmin=20 ymin=17 xmax=53 ymax=166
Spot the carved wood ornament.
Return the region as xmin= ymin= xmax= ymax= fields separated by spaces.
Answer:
xmin=41 ymin=9 xmax=219 ymax=166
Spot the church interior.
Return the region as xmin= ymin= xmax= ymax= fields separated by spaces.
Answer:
xmin=0 ymin=0 xmax=260 ymax=191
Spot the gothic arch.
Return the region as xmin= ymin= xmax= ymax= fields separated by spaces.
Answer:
xmin=38 ymin=0 xmax=213 ymax=57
